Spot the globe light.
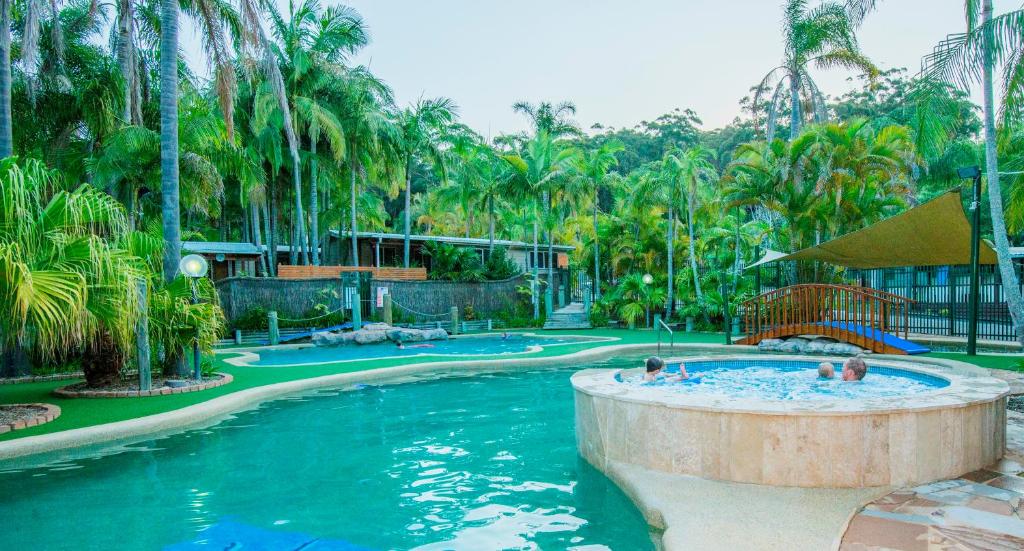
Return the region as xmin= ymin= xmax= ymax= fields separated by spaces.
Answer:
xmin=642 ymin=273 xmax=654 ymax=285
xmin=179 ymin=254 xmax=209 ymax=278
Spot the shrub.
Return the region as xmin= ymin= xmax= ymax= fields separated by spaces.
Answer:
xmin=484 ymin=247 xmax=521 ymax=280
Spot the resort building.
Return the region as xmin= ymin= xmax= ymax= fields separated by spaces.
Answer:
xmin=323 ymin=231 xmax=574 ymax=271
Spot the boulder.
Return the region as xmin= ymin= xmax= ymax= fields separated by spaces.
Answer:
xmin=421 ymin=328 xmax=449 ymax=341
xmin=758 ymin=338 xmax=785 ymax=352
xmin=387 ymin=327 xmax=428 ymax=343
xmin=778 ymin=337 xmax=811 ymax=353
xmin=353 ymin=330 xmax=389 ymax=345
xmin=361 ymin=322 xmax=391 ymax=332
xmin=823 ymin=342 xmax=865 ymax=356
xmin=312 ymin=331 xmax=356 ymax=347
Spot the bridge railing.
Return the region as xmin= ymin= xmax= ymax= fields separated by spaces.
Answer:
xmin=740 ymin=284 xmax=915 ymax=353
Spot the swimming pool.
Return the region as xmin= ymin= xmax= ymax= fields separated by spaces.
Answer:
xmin=0 ymin=359 xmax=654 ymax=550
xmin=618 ymin=357 xmax=949 ymax=400
xmin=237 ymin=333 xmax=612 ymax=367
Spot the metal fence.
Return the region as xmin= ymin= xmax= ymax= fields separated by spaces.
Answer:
xmin=755 ymin=261 xmax=1023 ymax=341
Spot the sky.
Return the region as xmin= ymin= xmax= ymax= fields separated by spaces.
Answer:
xmin=180 ymin=0 xmax=988 ymax=137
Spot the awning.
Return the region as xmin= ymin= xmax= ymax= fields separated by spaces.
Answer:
xmin=747 ymin=190 xmax=998 ymax=269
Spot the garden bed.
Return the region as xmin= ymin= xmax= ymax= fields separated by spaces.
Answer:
xmin=0 ymin=404 xmax=61 ymax=434
xmin=53 ymin=373 xmax=233 ymax=398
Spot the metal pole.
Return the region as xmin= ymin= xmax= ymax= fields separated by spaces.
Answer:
xmin=967 ymin=174 xmax=982 ymax=356
xmin=135 ymin=279 xmax=151 ymax=391
xmin=722 ymin=279 xmax=732 ymax=345
xmin=190 ymin=279 xmax=201 ymax=380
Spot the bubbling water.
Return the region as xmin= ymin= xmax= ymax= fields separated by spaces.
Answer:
xmin=619 ymin=358 xmax=948 ymax=401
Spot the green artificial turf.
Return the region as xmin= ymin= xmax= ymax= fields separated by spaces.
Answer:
xmin=0 ymin=328 xmax=1017 ymax=442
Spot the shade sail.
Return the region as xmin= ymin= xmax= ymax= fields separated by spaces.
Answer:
xmin=747 ymin=190 xmax=998 ymax=269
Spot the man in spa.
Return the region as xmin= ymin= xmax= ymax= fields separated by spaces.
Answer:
xmin=841 ymin=356 xmax=868 ymax=381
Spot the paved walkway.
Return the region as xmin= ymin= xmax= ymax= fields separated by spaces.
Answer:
xmin=841 ymin=409 xmax=1024 ymax=550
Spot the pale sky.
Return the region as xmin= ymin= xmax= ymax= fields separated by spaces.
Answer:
xmin=180 ymin=1 xmax=995 ymax=136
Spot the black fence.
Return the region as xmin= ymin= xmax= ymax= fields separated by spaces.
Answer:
xmin=755 ymin=261 xmax=1023 ymax=341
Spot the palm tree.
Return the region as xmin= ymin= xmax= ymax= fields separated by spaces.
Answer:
xmin=0 ymin=158 xmax=142 ymax=379
xmin=753 ymin=0 xmax=877 ymax=140
xmin=0 ymin=0 xmax=12 ymax=158
xmin=395 ymin=97 xmax=457 ymax=267
xmin=503 ymin=131 xmax=576 ymax=317
xmin=159 ymin=0 xmax=181 ymax=281
xmin=664 ymin=147 xmax=717 ymax=303
xmin=572 ymin=141 xmax=623 ymax=299
xmin=511 ymin=100 xmax=583 ymax=140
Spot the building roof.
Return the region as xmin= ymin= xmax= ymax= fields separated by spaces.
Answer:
xmin=328 ymin=230 xmax=576 ymax=252
xmin=183 ymin=241 xmax=262 ymax=256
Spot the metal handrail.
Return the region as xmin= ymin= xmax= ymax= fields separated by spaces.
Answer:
xmin=657 ymin=319 xmax=674 ymax=355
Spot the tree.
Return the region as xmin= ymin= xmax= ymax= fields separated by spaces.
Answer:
xmin=753 ymin=0 xmax=877 ymax=140
xmin=665 ymin=147 xmax=717 ymax=303
xmin=395 ymin=97 xmax=457 ymax=267
xmin=915 ymin=0 xmax=1024 ymax=343
xmin=512 ymin=100 xmax=583 ymax=141
xmin=572 ymin=141 xmax=623 ymax=299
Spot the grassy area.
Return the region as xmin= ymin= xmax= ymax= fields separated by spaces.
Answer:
xmin=0 ymin=328 xmax=1018 ymax=442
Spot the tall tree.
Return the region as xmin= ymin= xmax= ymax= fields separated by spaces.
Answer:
xmin=395 ymin=97 xmax=456 ymax=267
xmin=572 ymin=140 xmax=623 ymax=299
xmin=753 ymin=0 xmax=877 ymax=140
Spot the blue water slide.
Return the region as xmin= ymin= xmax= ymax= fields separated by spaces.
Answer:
xmin=815 ymin=321 xmax=930 ymax=355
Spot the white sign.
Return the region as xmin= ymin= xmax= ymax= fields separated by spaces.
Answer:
xmin=376 ymin=287 xmax=389 ymax=308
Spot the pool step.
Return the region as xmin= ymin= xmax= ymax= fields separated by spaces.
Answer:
xmin=543 ymin=303 xmax=592 ymax=330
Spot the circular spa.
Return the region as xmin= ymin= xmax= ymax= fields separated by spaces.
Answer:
xmin=571 ymin=355 xmax=1010 ymax=489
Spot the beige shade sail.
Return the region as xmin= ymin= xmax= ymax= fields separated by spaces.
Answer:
xmin=747 ymin=189 xmax=998 ymax=269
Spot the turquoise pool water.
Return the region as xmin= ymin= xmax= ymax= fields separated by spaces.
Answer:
xmin=250 ymin=334 xmax=605 ymax=366
xmin=622 ymin=358 xmax=948 ymax=400
xmin=0 ymin=361 xmax=653 ymax=550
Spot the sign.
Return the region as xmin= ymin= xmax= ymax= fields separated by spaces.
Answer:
xmin=376 ymin=286 xmax=389 ymax=308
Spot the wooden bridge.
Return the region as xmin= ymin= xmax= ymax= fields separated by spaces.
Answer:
xmin=737 ymin=284 xmax=925 ymax=355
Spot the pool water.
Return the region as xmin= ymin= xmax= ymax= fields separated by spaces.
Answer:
xmin=251 ymin=334 xmax=604 ymax=366
xmin=620 ymin=358 xmax=949 ymax=401
xmin=0 ymin=363 xmax=653 ymax=550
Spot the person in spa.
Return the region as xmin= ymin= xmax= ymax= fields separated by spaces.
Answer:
xmin=841 ymin=356 xmax=868 ymax=382
xmin=817 ymin=362 xmax=835 ymax=379
xmin=642 ymin=356 xmax=690 ymax=382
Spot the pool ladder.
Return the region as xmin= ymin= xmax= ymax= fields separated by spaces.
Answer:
xmin=657 ymin=319 xmax=674 ymax=355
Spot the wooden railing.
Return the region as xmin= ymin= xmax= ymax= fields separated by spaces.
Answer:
xmin=277 ymin=265 xmax=427 ymax=281
xmin=739 ymin=284 xmax=915 ymax=354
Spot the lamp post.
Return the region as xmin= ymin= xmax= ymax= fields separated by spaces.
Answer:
xmin=179 ymin=254 xmax=208 ymax=379
xmin=957 ymin=166 xmax=983 ymax=356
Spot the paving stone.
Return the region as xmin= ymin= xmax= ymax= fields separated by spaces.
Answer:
xmin=842 ymin=515 xmax=929 ymax=551
xmin=988 ymin=475 xmax=1024 ymax=494
xmin=988 ymin=458 xmax=1024 ymax=476
xmin=962 ymin=469 xmax=1002 ymax=483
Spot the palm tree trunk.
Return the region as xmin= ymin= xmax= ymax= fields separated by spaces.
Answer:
xmin=593 ymin=196 xmax=601 ymax=299
xmin=488 ymin=194 xmax=495 ymax=253
xmin=403 ymin=159 xmax=412 ymax=268
xmin=350 ymin=159 xmax=359 ymax=267
xmin=687 ymin=191 xmax=703 ymax=302
xmin=666 ymin=205 xmax=674 ymax=319
xmin=544 ymin=190 xmax=554 ymax=313
xmin=532 ymin=212 xmax=539 ymax=320
xmin=0 ymin=0 xmax=10 ymax=159
xmin=159 ymin=0 xmax=186 ymax=377
xmin=268 ymin=178 xmax=278 ymax=276
xmin=310 ymin=139 xmax=319 ymax=266
xmin=117 ymin=0 xmax=134 ymax=124
xmin=789 ymin=71 xmax=802 ymax=139
xmin=982 ymin=0 xmax=1024 ymax=344
xmin=252 ymin=203 xmax=268 ymax=276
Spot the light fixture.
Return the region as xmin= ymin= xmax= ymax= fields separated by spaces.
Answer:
xmin=179 ymin=254 xmax=209 ymax=278
xmin=642 ymin=273 xmax=654 ymax=285
xmin=957 ymin=166 xmax=981 ymax=179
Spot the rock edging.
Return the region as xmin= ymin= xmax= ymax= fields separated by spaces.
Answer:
xmin=52 ymin=373 xmax=233 ymax=399
xmin=0 ymin=404 xmax=61 ymax=434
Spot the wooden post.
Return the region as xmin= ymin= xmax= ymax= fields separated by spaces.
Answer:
xmin=234 ymin=329 xmax=242 ymax=345
xmin=268 ymin=310 xmax=280 ymax=345
xmin=352 ymin=294 xmax=362 ymax=331
xmin=450 ymin=306 xmax=459 ymax=335
xmin=383 ymin=293 xmax=393 ymax=326
xmin=135 ymin=279 xmax=152 ymax=391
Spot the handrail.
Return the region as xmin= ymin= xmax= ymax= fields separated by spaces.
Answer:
xmin=657 ymin=318 xmax=674 ymax=355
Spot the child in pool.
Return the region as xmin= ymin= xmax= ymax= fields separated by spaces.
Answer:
xmin=817 ymin=362 xmax=835 ymax=379
xmin=642 ymin=356 xmax=691 ymax=382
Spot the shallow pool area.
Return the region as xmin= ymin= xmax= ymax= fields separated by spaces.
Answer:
xmin=619 ymin=357 xmax=949 ymax=401
xmin=241 ymin=333 xmax=611 ymax=366
xmin=0 ymin=359 xmax=654 ymax=550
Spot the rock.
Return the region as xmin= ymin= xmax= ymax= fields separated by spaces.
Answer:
xmin=362 ymin=322 xmax=391 ymax=332
xmin=387 ymin=328 xmax=428 ymax=343
xmin=353 ymin=330 xmax=389 ymax=345
xmin=804 ymin=339 xmax=829 ymax=354
xmin=312 ymin=331 xmax=356 ymax=347
xmin=758 ymin=338 xmax=785 ymax=352
xmin=421 ymin=328 xmax=449 ymax=341
xmin=778 ymin=337 xmax=811 ymax=353
xmin=823 ymin=342 xmax=864 ymax=355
